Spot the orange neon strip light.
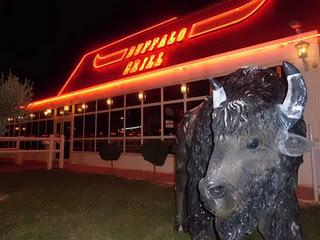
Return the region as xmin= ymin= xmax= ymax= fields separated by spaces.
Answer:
xmin=57 ymin=17 xmax=177 ymax=96
xmin=28 ymin=33 xmax=320 ymax=110
xmin=189 ymin=0 xmax=266 ymax=38
xmin=93 ymin=48 xmax=128 ymax=69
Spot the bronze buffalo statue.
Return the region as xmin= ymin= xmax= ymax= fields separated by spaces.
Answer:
xmin=175 ymin=62 xmax=311 ymax=240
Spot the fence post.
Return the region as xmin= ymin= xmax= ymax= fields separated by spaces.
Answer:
xmin=15 ymin=138 xmax=23 ymax=165
xmin=47 ymin=135 xmax=54 ymax=170
xmin=308 ymin=124 xmax=319 ymax=202
xmin=59 ymin=135 xmax=65 ymax=169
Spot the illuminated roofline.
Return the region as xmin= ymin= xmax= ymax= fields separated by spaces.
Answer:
xmin=28 ymin=32 xmax=320 ymax=110
xmin=57 ymin=17 xmax=177 ymax=96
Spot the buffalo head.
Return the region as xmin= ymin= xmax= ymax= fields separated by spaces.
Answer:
xmin=198 ymin=62 xmax=312 ymax=219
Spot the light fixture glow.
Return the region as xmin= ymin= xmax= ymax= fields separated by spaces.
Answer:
xmin=81 ymin=103 xmax=88 ymax=110
xmin=295 ymin=39 xmax=310 ymax=59
xmin=180 ymin=83 xmax=188 ymax=94
xmin=106 ymin=97 xmax=113 ymax=106
xmin=138 ymin=91 xmax=145 ymax=101
xmin=64 ymin=105 xmax=70 ymax=111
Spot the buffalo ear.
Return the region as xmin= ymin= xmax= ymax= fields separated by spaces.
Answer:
xmin=277 ymin=132 xmax=313 ymax=157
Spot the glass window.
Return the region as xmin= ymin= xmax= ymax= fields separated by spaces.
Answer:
xmin=84 ymin=140 xmax=94 ymax=151
xmin=97 ymin=99 xmax=109 ymax=111
xmin=187 ymin=100 xmax=204 ymax=111
xmin=86 ymin=101 xmax=96 ymax=113
xmin=97 ymin=112 xmax=109 ymax=138
xmin=33 ymin=112 xmax=40 ymax=120
xmin=73 ymin=140 xmax=83 ymax=151
xmin=163 ymin=138 xmax=176 ymax=154
xmin=164 ymin=84 xmax=183 ymax=101
xmin=31 ymin=122 xmax=38 ymax=136
xmin=39 ymin=121 xmax=46 ymax=137
xmin=163 ymin=103 xmax=184 ymax=136
xmin=47 ymin=120 xmax=53 ymax=135
xmin=187 ymin=79 xmax=210 ymax=98
xmin=126 ymin=92 xmax=140 ymax=107
xmin=144 ymin=88 xmax=161 ymax=104
xmin=39 ymin=111 xmax=46 ymax=119
xmin=111 ymin=95 xmax=124 ymax=109
xmin=39 ymin=109 xmax=52 ymax=119
xmin=9 ymin=124 xmax=14 ymax=137
xmin=20 ymin=123 xmax=26 ymax=136
xmin=84 ymin=114 xmax=95 ymax=138
xmin=57 ymin=106 xmax=71 ymax=116
xmin=74 ymin=116 xmax=84 ymax=138
xmin=57 ymin=107 xmax=65 ymax=116
xmin=126 ymin=108 xmax=141 ymax=137
xmin=125 ymin=139 xmax=141 ymax=153
xmin=143 ymin=106 xmax=161 ymax=136
xmin=110 ymin=110 xmax=124 ymax=137
xmin=38 ymin=142 xmax=45 ymax=150
xmin=75 ymin=103 xmax=85 ymax=114
xmin=110 ymin=140 xmax=123 ymax=153
xmin=14 ymin=124 xmax=19 ymax=136
xmin=64 ymin=105 xmax=72 ymax=115
xmin=96 ymin=140 xmax=108 ymax=152
xmin=26 ymin=122 xmax=32 ymax=137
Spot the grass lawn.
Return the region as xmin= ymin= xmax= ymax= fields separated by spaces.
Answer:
xmin=0 ymin=170 xmax=319 ymax=240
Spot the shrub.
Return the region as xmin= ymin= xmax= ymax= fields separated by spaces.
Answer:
xmin=99 ymin=143 xmax=121 ymax=161
xmin=141 ymin=141 xmax=169 ymax=167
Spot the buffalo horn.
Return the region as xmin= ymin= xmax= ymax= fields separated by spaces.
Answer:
xmin=209 ymin=78 xmax=227 ymax=109
xmin=280 ymin=61 xmax=307 ymax=128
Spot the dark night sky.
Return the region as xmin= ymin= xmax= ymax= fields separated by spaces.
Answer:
xmin=0 ymin=0 xmax=214 ymax=100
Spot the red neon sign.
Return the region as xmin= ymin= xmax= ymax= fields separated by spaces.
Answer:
xmin=93 ymin=49 xmax=128 ymax=69
xmin=189 ymin=0 xmax=266 ymax=38
xmin=122 ymin=28 xmax=187 ymax=75
xmin=92 ymin=0 xmax=266 ymax=75
xmin=93 ymin=27 xmax=188 ymax=75
xmin=56 ymin=0 xmax=269 ymax=97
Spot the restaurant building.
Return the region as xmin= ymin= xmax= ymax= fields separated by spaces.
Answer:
xmin=9 ymin=0 xmax=320 ymax=191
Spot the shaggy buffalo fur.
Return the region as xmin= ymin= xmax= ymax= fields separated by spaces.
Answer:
xmin=175 ymin=66 xmax=306 ymax=240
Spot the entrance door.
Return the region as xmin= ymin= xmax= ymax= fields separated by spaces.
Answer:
xmin=56 ymin=120 xmax=71 ymax=160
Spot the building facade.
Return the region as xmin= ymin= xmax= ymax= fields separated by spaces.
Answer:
xmin=7 ymin=0 xmax=320 ymax=189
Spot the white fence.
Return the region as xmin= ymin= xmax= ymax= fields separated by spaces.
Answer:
xmin=0 ymin=135 xmax=65 ymax=170
xmin=307 ymin=124 xmax=320 ymax=202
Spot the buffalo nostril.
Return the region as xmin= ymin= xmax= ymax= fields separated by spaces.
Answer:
xmin=208 ymin=185 xmax=225 ymax=199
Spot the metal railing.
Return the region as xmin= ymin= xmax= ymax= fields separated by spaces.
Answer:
xmin=0 ymin=135 xmax=65 ymax=170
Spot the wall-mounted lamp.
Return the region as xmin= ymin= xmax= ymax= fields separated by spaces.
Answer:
xmin=295 ymin=39 xmax=310 ymax=59
xmin=64 ymin=105 xmax=70 ymax=112
xmin=138 ymin=91 xmax=145 ymax=102
xmin=106 ymin=97 xmax=113 ymax=106
xmin=29 ymin=113 xmax=35 ymax=119
xmin=44 ymin=109 xmax=52 ymax=117
xmin=81 ymin=103 xmax=88 ymax=110
xmin=289 ymin=20 xmax=310 ymax=61
xmin=59 ymin=110 xmax=65 ymax=115
xmin=180 ymin=83 xmax=188 ymax=95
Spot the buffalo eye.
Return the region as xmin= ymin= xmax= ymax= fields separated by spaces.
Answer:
xmin=246 ymin=138 xmax=260 ymax=150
